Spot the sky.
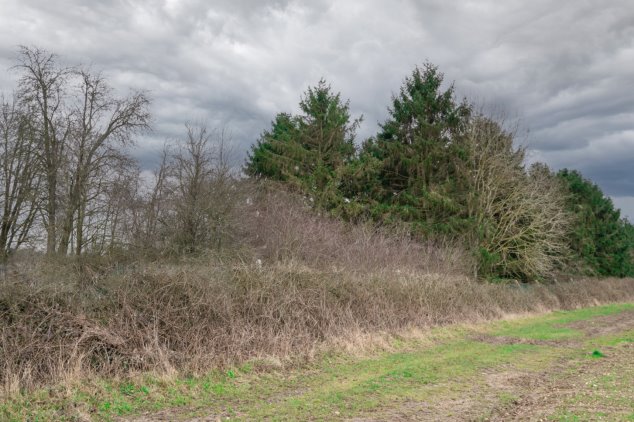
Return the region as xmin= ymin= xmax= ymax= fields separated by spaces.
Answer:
xmin=0 ymin=0 xmax=633 ymax=219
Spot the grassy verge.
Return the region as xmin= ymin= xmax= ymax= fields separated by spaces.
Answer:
xmin=2 ymin=302 xmax=633 ymax=421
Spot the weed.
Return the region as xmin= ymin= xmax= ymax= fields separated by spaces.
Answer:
xmin=591 ymin=350 xmax=605 ymax=358
xmin=119 ymin=383 xmax=135 ymax=396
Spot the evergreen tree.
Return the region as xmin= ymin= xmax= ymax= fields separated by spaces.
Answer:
xmin=361 ymin=63 xmax=472 ymax=230
xmin=557 ymin=169 xmax=634 ymax=276
xmin=245 ymin=112 xmax=300 ymax=181
xmin=245 ymin=80 xmax=361 ymax=207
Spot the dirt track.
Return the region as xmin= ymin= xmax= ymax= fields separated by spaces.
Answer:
xmin=354 ymin=310 xmax=634 ymax=421
xmin=126 ymin=309 xmax=634 ymax=422
xmin=488 ymin=312 xmax=634 ymax=422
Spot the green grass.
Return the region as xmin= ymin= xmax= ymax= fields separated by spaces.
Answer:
xmin=490 ymin=302 xmax=634 ymax=340
xmin=244 ymin=341 xmax=539 ymax=420
xmin=2 ymin=303 xmax=633 ymax=421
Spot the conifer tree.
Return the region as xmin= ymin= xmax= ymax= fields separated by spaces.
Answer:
xmin=245 ymin=112 xmax=300 ymax=181
xmin=361 ymin=63 xmax=471 ymax=229
xmin=557 ymin=169 xmax=634 ymax=276
xmin=246 ymin=80 xmax=361 ymax=207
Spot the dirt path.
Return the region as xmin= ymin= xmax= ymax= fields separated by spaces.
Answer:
xmin=353 ymin=310 xmax=634 ymax=421
xmin=123 ymin=307 xmax=634 ymax=422
xmin=488 ymin=312 xmax=634 ymax=422
xmin=489 ymin=344 xmax=633 ymax=421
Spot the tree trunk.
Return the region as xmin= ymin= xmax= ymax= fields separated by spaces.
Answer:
xmin=0 ymin=230 xmax=8 ymax=264
xmin=75 ymin=202 xmax=84 ymax=256
xmin=46 ymin=174 xmax=57 ymax=256
xmin=58 ymin=209 xmax=74 ymax=256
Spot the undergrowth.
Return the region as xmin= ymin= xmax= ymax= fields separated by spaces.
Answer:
xmin=2 ymin=259 xmax=634 ymax=396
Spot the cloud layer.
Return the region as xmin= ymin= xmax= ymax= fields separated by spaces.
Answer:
xmin=1 ymin=0 xmax=633 ymax=218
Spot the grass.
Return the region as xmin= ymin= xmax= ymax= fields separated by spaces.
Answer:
xmin=2 ymin=342 xmax=541 ymax=421
xmin=489 ymin=302 xmax=634 ymax=340
xmin=3 ymin=302 xmax=634 ymax=421
xmin=551 ymin=353 xmax=634 ymax=420
xmin=550 ymin=332 xmax=634 ymax=421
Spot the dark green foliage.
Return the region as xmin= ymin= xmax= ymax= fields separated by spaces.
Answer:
xmin=245 ymin=113 xmax=300 ymax=181
xmin=245 ymin=79 xmax=361 ymax=208
xmin=360 ymin=63 xmax=472 ymax=231
xmin=557 ymin=169 xmax=634 ymax=277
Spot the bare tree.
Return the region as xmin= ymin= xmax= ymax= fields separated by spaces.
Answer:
xmin=102 ymin=160 xmax=142 ymax=252
xmin=137 ymin=124 xmax=238 ymax=255
xmin=12 ymin=47 xmax=151 ymax=257
xmin=463 ymin=116 xmax=570 ymax=279
xmin=14 ymin=46 xmax=71 ymax=256
xmin=171 ymin=124 xmax=220 ymax=253
xmin=134 ymin=145 xmax=171 ymax=253
xmin=0 ymin=95 xmax=40 ymax=261
xmin=57 ymin=69 xmax=150 ymax=255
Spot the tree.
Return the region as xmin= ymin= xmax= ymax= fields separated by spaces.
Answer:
xmin=134 ymin=145 xmax=171 ymax=253
xmin=246 ymin=79 xmax=361 ymax=207
xmin=71 ymin=152 xmax=141 ymax=256
xmin=15 ymin=46 xmax=71 ymax=255
xmin=245 ymin=112 xmax=300 ymax=181
xmin=462 ymin=117 xmax=570 ymax=280
xmin=362 ymin=63 xmax=472 ymax=229
xmin=57 ymin=69 xmax=150 ymax=255
xmin=171 ymin=124 xmax=219 ymax=253
xmin=557 ymin=169 xmax=633 ymax=276
xmin=141 ymin=124 xmax=238 ymax=255
xmin=13 ymin=47 xmax=150 ymax=256
xmin=0 ymin=95 xmax=40 ymax=261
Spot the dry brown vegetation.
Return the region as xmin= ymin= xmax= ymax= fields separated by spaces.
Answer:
xmin=240 ymin=186 xmax=469 ymax=274
xmin=463 ymin=117 xmax=571 ymax=279
xmin=2 ymin=187 xmax=634 ymax=397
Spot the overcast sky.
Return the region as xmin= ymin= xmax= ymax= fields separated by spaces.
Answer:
xmin=1 ymin=0 xmax=633 ymax=219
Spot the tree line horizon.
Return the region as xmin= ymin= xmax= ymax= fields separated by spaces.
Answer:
xmin=1 ymin=46 xmax=632 ymax=280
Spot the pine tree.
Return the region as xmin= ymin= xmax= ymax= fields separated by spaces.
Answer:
xmin=557 ymin=169 xmax=634 ymax=276
xmin=245 ymin=80 xmax=361 ymax=207
xmin=245 ymin=112 xmax=301 ymax=181
xmin=362 ymin=63 xmax=471 ymax=229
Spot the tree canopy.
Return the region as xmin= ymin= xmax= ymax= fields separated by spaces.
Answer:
xmin=245 ymin=64 xmax=634 ymax=281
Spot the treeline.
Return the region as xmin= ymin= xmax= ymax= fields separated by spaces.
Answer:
xmin=1 ymin=47 xmax=632 ymax=280
xmin=0 ymin=47 xmax=249 ymax=261
xmin=246 ymin=64 xmax=634 ymax=280
xmin=1 ymin=46 xmax=149 ymax=260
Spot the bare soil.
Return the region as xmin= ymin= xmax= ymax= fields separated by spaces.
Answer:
xmin=565 ymin=309 xmax=634 ymax=337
